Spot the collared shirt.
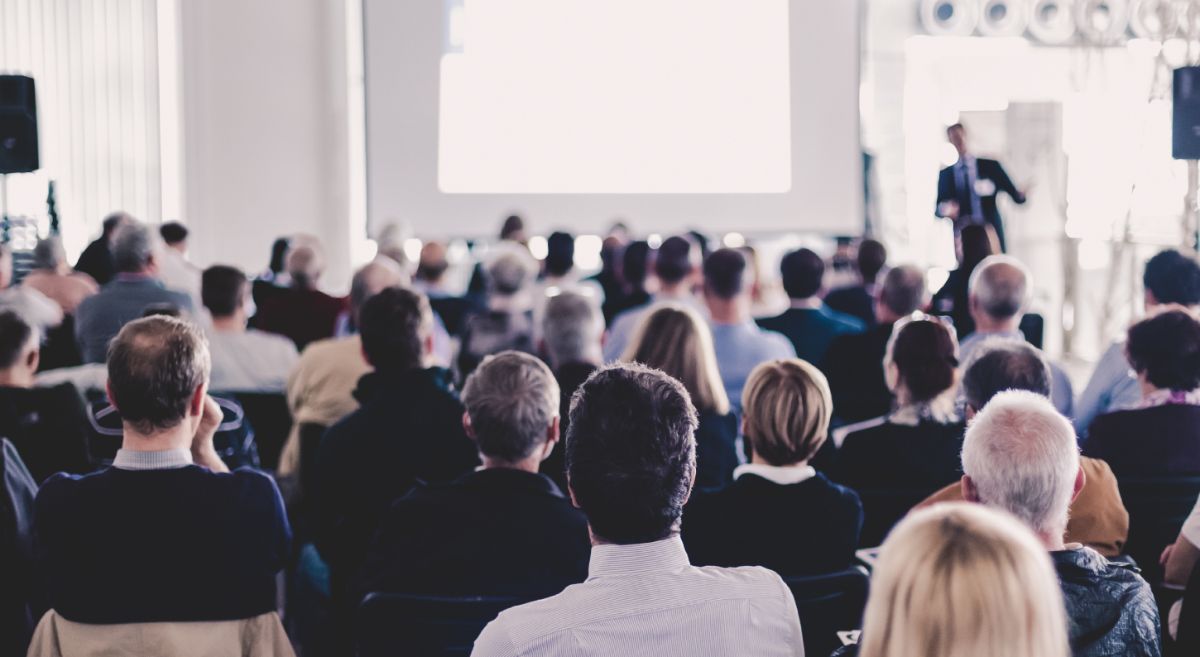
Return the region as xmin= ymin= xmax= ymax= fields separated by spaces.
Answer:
xmin=1075 ymin=340 xmax=1142 ymax=436
xmin=709 ymin=320 xmax=796 ymax=413
xmin=472 ymin=535 xmax=805 ymax=657
xmin=112 ymin=448 xmax=193 ymax=471
xmin=734 ymin=463 xmax=816 ymax=486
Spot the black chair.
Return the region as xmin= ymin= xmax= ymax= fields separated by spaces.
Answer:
xmin=356 ymin=593 xmax=535 ymax=657
xmin=223 ymin=392 xmax=292 ymax=472
xmin=1117 ymin=476 xmax=1200 ymax=587
xmin=854 ymin=487 xmax=938 ymax=548
xmin=783 ymin=566 xmax=870 ymax=657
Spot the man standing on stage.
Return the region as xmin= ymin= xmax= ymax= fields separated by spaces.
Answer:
xmin=936 ymin=123 xmax=1027 ymax=253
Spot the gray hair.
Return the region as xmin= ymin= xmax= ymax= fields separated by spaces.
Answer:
xmin=32 ymin=237 xmax=67 ymax=271
xmin=350 ymin=257 xmax=408 ymax=315
xmin=112 ymin=220 xmax=157 ymax=274
xmin=287 ymin=245 xmax=324 ymax=289
xmin=486 ymin=251 xmax=535 ymax=296
xmin=968 ymin=255 xmax=1031 ymax=320
xmin=879 ymin=264 xmax=928 ymax=317
xmin=462 ymin=350 xmax=560 ymax=463
xmin=543 ymin=292 xmax=603 ymax=367
xmin=961 ymin=390 xmax=1079 ymax=537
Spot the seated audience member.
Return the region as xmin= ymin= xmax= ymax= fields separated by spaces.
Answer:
xmin=1076 ymin=249 xmax=1200 ymax=435
xmin=33 ymin=316 xmax=291 ymax=624
xmin=622 ymin=305 xmax=740 ymax=490
xmin=824 ymin=239 xmax=887 ymax=327
xmin=539 ymin=291 xmax=604 ymax=490
xmin=918 ymin=340 xmax=1129 ymax=558
xmin=601 ymin=239 xmax=651 ymax=324
xmin=538 ymin=231 xmax=604 ymax=304
xmin=684 ymin=359 xmax=862 ymax=575
xmin=822 ymin=264 xmax=927 ymax=424
xmin=758 ymin=248 xmax=864 ymax=366
xmin=831 ymin=317 xmax=964 ymax=497
xmin=931 ymin=223 xmax=997 ymax=338
xmin=157 ymin=222 xmax=203 ymax=309
xmin=0 ymin=438 xmax=36 ymax=656
xmin=850 ymin=504 xmax=1070 ymax=657
xmin=74 ymin=211 xmax=129 ymax=286
xmin=472 ymin=363 xmax=805 ymax=657
xmin=252 ymin=243 xmax=347 ymax=352
xmin=22 ymin=237 xmax=98 ymax=315
xmin=201 ymin=265 xmax=299 ymax=393
xmin=1084 ymin=308 xmax=1200 ymax=477
xmin=0 ymin=244 xmax=62 ymax=333
xmin=358 ymin=352 xmax=589 ymax=599
xmin=75 ymin=220 xmax=194 ymax=363
xmin=251 ymin=237 xmax=291 ymax=308
xmin=702 ymin=248 xmax=796 ymax=410
xmin=458 ymin=249 xmax=538 ymax=379
xmin=588 ymin=233 xmax=626 ymax=322
xmin=603 ymin=235 xmax=702 ymax=361
xmin=961 ymin=392 xmax=1160 ymax=656
xmin=414 ymin=240 xmax=473 ymax=337
xmin=314 ymin=288 xmax=478 ymax=631
xmin=0 ymin=311 xmax=91 ymax=484
xmin=959 ymin=255 xmax=1074 ymax=416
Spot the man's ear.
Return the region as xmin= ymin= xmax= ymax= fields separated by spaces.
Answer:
xmin=961 ymin=475 xmax=980 ymax=503
xmin=189 ymin=383 xmax=207 ymax=418
xmin=461 ymin=411 xmax=476 ymax=441
xmin=105 ymin=380 xmax=119 ymax=411
xmin=545 ymin=415 xmax=561 ymax=449
xmin=27 ymin=346 xmax=39 ymax=372
xmin=1071 ymin=466 xmax=1085 ymax=504
xmin=423 ymin=334 xmax=435 ymax=358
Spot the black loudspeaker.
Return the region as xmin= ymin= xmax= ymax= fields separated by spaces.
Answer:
xmin=1175 ymin=67 xmax=1200 ymax=160
xmin=0 ymin=75 xmax=39 ymax=174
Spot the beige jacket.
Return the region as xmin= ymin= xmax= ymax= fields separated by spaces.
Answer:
xmin=277 ymin=335 xmax=371 ymax=476
xmin=26 ymin=611 xmax=295 ymax=657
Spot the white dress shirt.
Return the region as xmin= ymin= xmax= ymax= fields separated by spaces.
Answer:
xmin=472 ymin=535 xmax=804 ymax=657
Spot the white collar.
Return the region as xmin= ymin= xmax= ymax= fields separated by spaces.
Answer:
xmin=112 ymin=448 xmax=194 ymax=471
xmin=733 ymin=462 xmax=817 ymax=485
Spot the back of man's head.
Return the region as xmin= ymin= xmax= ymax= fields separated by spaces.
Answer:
xmin=961 ymin=339 xmax=1052 ymax=412
xmin=1144 ymin=249 xmax=1200 ymax=307
xmin=566 ymin=362 xmax=698 ymax=544
xmin=878 ymin=265 xmax=928 ymax=319
xmin=102 ymin=211 xmax=132 ymax=238
xmin=857 ymin=240 xmax=888 ymax=284
xmin=111 ymin=220 xmax=157 ymax=274
xmin=201 ymin=265 xmax=248 ymax=318
xmin=543 ymin=291 xmax=603 ymax=367
xmin=350 ymin=258 xmax=407 ymax=319
xmin=780 ymin=248 xmax=824 ymax=300
xmin=416 ymin=241 xmax=449 ymax=283
xmin=107 ymin=316 xmax=211 ymax=435
xmin=654 ymin=236 xmax=695 ymax=286
xmin=286 ymin=245 xmax=324 ymax=290
xmin=462 ymin=351 xmax=560 ymax=464
xmin=486 ymin=250 xmax=535 ymax=296
xmin=702 ymin=248 xmax=748 ymax=301
xmin=0 ymin=310 xmax=37 ymax=373
xmin=159 ymin=222 xmax=189 ymax=247
xmin=31 ymin=237 xmax=67 ymax=272
xmin=545 ymin=231 xmax=575 ymax=278
xmin=961 ymin=390 xmax=1078 ymax=538
xmin=969 ymin=255 xmax=1030 ymax=321
xmin=622 ymin=240 xmax=650 ymax=289
xmin=359 ymin=287 xmax=431 ymax=373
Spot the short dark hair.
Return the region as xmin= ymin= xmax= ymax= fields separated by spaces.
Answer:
xmin=566 ymin=363 xmax=698 ymax=544
xmin=961 ymin=340 xmax=1052 ymax=411
xmin=703 ymin=248 xmax=747 ymax=300
xmin=1127 ymin=309 xmax=1200 ymax=391
xmin=1144 ymin=249 xmax=1200 ymax=306
xmin=359 ymin=287 xmax=432 ymax=372
xmin=268 ymin=238 xmax=291 ymax=275
xmin=622 ymin=240 xmax=650 ymax=289
xmin=780 ymin=248 xmax=824 ymax=300
xmin=107 ymin=316 xmax=211 ymax=434
xmin=500 ymin=215 xmax=524 ymax=241
xmin=545 ymin=231 xmax=575 ymax=277
xmin=890 ymin=319 xmax=958 ymax=402
xmin=654 ymin=236 xmax=694 ymax=285
xmin=0 ymin=310 xmax=34 ymax=369
xmin=159 ymin=222 xmax=189 ymax=246
xmin=101 ymin=212 xmax=129 ymax=237
xmin=857 ymin=240 xmax=888 ymax=283
xmin=202 ymin=265 xmax=248 ymax=317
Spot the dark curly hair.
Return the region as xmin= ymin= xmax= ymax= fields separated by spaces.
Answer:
xmin=1126 ymin=309 xmax=1200 ymax=392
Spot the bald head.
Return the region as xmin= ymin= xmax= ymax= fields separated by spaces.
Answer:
xmin=417 ymin=241 xmax=449 ymax=284
xmin=969 ymin=255 xmax=1030 ymax=328
xmin=351 ymin=257 xmax=408 ymax=318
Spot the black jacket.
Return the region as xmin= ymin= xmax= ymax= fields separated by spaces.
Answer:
xmin=936 ymin=157 xmax=1026 ymax=251
xmin=830 ymin=418 xmax=966 ymax=493
xmin=821 ymin=324 xmax=894 ymax=425
xmin=542 ymin=362 xmax=598 ymax=492
xmin=1052 ymin=548 xmax=1161 ymax=657
xmin=694 ymin=409 xmax=740 ymax=491
xmin=356 ymin=468 xmax=589 ymax=601
xmin=73 ymin=238 xmax=115 ymax=286
xmin=0 ymin=384 xmax=92 ymax=485
xmin=823 ymin=286 xmax=876 ymax=328
xmin=1 ymin=439 xmax=37 ymax=656
xmin=1083 ymin=405 xmax=1200 ymax=478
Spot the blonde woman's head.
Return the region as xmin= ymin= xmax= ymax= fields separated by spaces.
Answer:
xmin=859 ymin=503 xmax=1069 ymax=657
xmin=741 ymin=359 xmax=831 ymax=465
xmin=622 ymin=304 xmax=729 ymax=415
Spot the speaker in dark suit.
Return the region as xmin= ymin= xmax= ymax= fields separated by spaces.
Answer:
xmin=936 ymin=123 xmax=1026 ymax=252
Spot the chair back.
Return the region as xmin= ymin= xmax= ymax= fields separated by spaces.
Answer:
xmin=356 ymin=593 xmax=534 ymax=657
xmin=86 ymin=396 xmax=260 ymax=470
xmin=854 ymin=487 xmax=937 ymax=548
xmin=1117 ymin=476 xmax=1200 ymax=587
xmin=221 ymin=392 xmax=292 ymax=472
xmin=783 ymin=566 xmax=870 ymax=657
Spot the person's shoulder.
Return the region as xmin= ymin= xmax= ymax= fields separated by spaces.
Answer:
xmin=299 ymin=334 xmax=356 ymax=359
xmin=824 ymin=306 xmax=866 ymax=332
xmin=755 ymin=324 xmax=796 ymax=356
xmin=35 ymin=469 xmax=109 ymax=508
xmin=834 ymin=415 xmax=889 ymax=446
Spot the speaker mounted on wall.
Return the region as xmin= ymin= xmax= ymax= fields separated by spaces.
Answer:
xmin=0 ymin=75 xmax=39 ymax=175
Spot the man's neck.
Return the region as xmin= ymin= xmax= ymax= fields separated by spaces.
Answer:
xmin=706 ymin=297 xmax=747 ymax=325
xmin=749 ymin=453 xmax=808 ymax=469
xmin=1038 ymin=529 xmax=1067 ymax=552
xmin=789 ymin=296 xmax=823 ymax=310
xmin=210 ymin=314 xmax=246 ymax=333
xmin=972 ymin=316 xmax=1020 ymax=334
xmin=657 ymin=282 xmax=691 ymax=299
xmin=120 ymin=424 xmax=193 ymax=453
xmin=480 ymin=455 xmax=543 ymax=474
xmin=0 ymin=369 xmax=33 ymax=388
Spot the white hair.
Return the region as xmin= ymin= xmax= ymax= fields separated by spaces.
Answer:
xmin=968 ymin=255 xmax=1031 ymax=320
xmin=542 ymin=291 xmax=603 ymax=367
xmin=961 ymin=390 xmax=1079 ymax=537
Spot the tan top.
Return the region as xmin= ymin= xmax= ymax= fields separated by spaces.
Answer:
xmin=277 ymin=335 xmax=371 ymax=476
xmin=22 ymin=270 xmax=98 ymax=314
xmin=916 ymin=456 xmax=1129 ymax=557
xmin=27 ymin=610 xmax=295 ymax=657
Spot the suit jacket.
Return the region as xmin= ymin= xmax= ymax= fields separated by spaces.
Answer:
xmin=74 ymin=277 xmax=196 ymax=363
xmin=683 ymin=472 xmax=862 ymax=576
xmin=823 ymin=285 xmax=876 ymax=328
xmin=73 ymin=239 xmax=115 ymax=287
xmin=756 ymin=305 xmax=864 ymax=367
xmin=1083 ymin=405 xmax=1200 ymax=478
xmin=251 ymin=287 xmax=347 ymax=353
xmin=356 ymin=468 xmax=590 ymax=601
xmin=936 ymin=157 xmax=1026 ymax=250
xmin=821 ymin=323 xmax=894 ymax=424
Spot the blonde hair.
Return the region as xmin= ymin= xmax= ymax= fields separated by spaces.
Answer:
xmin=742 ymin=359 xmax=831 ymax=465
xmin=860 ymin=503 xmax=1070 ymax=657
xmin=622 ymin=304 xmax=730 ymax=415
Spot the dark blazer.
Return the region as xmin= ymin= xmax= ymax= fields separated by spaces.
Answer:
xmin=823 ymin=286 xmax=876 ymax=328
xmin=73 ymin=238 xmax=115 ymax=286
xmin=356 ymin=469 xmax=590 ymax=601
xmin=0 ymin=384 xmax=92 ymax=485
xmin=821 ymin=323 xmax=895 ymax=425
xmin=251 ymin=287 xmax=347 ymax=352
xmin=695 ymin=409 xmax=740 ymax=491
xmin=756 ymin=306 xmax=865 ymax=366
xmin=683 ymin=471 xmax=862 ymax=576
xmin=830 ymin=418 xmax=966 ymax=493
xmin=936 ymin=157 xmax=1026 ymax=252
xmin=1083 ymin=405 xmax=1200 ymax=478
xmin=931 ymin=267 xmax=975 ymax=338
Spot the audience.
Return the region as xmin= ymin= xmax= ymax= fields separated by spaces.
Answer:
xmin=252 ymin=243 xmax=347 ymax=351
xmin=622 ymin=304 xmax=740 ymax=490
xmin=601 ymin=239 xmax=651 ymax=324
xmin=22 ymin=237 xmax=98 ymax=315
xmin=852 ymin=504 xmax=1070 ymax=657
xmin=683 ymin=358 xmax=862 ymax=575
xmin=472 ymin=363 xmax=805 ymax=657
xmin=414 ymin=240 xmax=473 ymax=337
xmin=703 ymin=248 xmax=796 ymax=410
xmin=458 ymin=249 xmax=538 ymax=379
xmin=357 ymin=351 xmax=588 ymax=600
xmin=201 ymin=265 xmax=299 ymax=393
xmin=959 ymin=255 xmax=1073 ymax=416
xmin=157 ymin=222 xmax=203 ymax=309
xmin=537 ymin=230 xmax=603 ymax=303
xmin=824 ymin=239 xmax=887 ymax=327
xmin=758 ymin=247 xmax=865 ymax=366
xmin=587 ymin=232 xmax=627 ymax=322
xmin=0 ymin=243 xmax=63 ymax=333
xmin=252 ymin=236 xmax=291 ymax=308
xmin=75 ymin=220 xmax=194 ymax=363
xmin=603 ymin=235 xmax=702 ymax=361
xmin=539 ymin=291 xmax=604 ymax=489
xmin=917 ymin=339 xmax=1129 ymax=558
xmin=931 ymin=223 xmax=998 ymax=338
xmin=960 ymin=391 xmax=1160 ymax=656
xmin=822 ymin=264 xmax=928 ymax=424
xmin=1076 ymin=249 xmax=1200 ymax=435
xmin=73 ymin=211 xmax=130 ymax=286
xmin=1084 ymin=308 xmax=1200 ymax=477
